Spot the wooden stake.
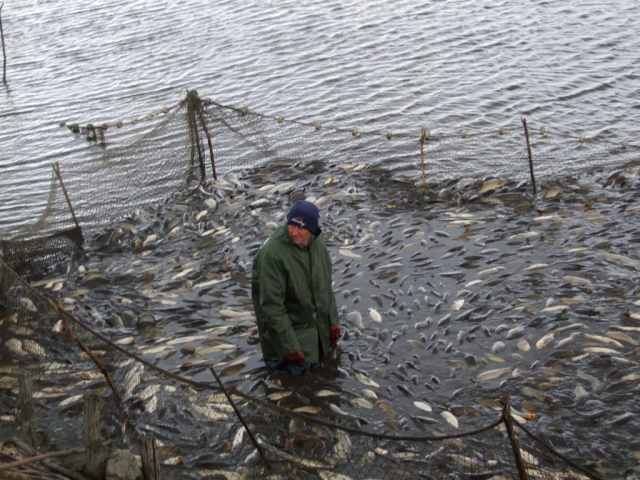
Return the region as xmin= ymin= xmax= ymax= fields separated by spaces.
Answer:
xmin=0 ymin=447 xmax=86 ymax=472
xmin=186 ymin=91 xmax=206 ymax=182
xmin=502 ymin=394 xmax=529 ymax=480
xmin=419 ymin=127 xmax=427 ymax=185
xmin=17 ymin=371 xmax=36 ymax=449
xmin=139 ymin=433 xmax=161 ymax=480
xmin=197 ymin=107 xmax=217 ymax=180
xmin=521 ymin=118 xmax=537 ymax=196
xmin=0 ymin=3 xmax=7 ymax=85
xmin=53 ymin=163 xmax=81 ymax=232
xmin=84 ymin=394 xmax=108 ymax=480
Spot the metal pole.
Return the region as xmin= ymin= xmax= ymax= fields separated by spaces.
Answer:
xmin=210 ymin=366 xmax=270 ymax=469
xmin=521 ymin=118 xmax=537 ymax=196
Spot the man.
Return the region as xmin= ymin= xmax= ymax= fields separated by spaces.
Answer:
xmin=251 ymin=200 xmax=340 ymax=376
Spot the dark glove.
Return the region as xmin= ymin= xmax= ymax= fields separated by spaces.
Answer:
xmin=284 ymin=350 xmax=306 ymax=363
xmin=330 ymin=324 xmax=341 ymax=345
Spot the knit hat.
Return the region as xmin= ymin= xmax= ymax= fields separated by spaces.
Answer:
xmin=287 ymin=201 xmax=320 ymax=234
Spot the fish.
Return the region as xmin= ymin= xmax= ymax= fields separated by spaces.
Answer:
xmin=192 ymin=404 xmax=229 ymax=421
xmin=524 ymin=263 xmax=549 ymax=272
xmin=476 ymin=367 xmax=512 ymax=383
xmin=376 ymin=401 xmax=395 ymax=421
xmin=229 ymin=427 xmax=245 ymax=451
xmin=368 ymin=308 xmax=382 ymax=323
xmin=346 ymin=311 xmax=365 ymax=330
xmin=334 ymin=429 xmax=352 ymax=460
xmin=123 ymin=364 xmax=144 ymax=398
xmin=554 ymin=332 xmax=581 ymax=349
xmin=508 ymin=232 xmax=540 ymax=240
xmin=293 ymin=406 xmax=321 ymax=415
xmin=22 ymin=339 xmax=47 ymax=357
xmin=219 ymin=309 xmax=254 ymax=318
xmin=266 ymin=391 xmax=292 ymax=401
xmin=485 ymin=353 xmax=507 ymax=363
xmin=361 ymin=389 xmax=377 ymax=400
xmin=165 ymin=335 xmax=209 ymax=346
xmin=584 ymin=347 xmax=619 ymax=354
xmin=561 ymin=275 xmax=592 ymax=285
xmin=506 ymin=325 xmax=526 ymax=340
xmin=193 ymin=275 xmax=231 ymax=289
xmin=478 ymin=266 xmax=505 ymax=276
xmin=452 ymin=299 xmax=464 ymax=311
xmin=441 ymin=411 xmax=459 ymax=428
xmin=577 ymin=370 xmax=603 ymax=393
xmin=413 ymin=401 xmax=432 ymax=413
xmin=378 ymin=262 xmax=403 ymax=270
xmin=139 ymin=385 xmax=161 ymax=401
xmin=355 ymin=373 xmax=379 ymax=387
xmin=339 ymin=249 xmax=362 ymax=259
xmin=19 ymin=297 xmax=38 ymax=312
xmin=58 ymin=394 xmax=84 ymax=408
xmin=521 ymin=387 xmax=551 ymax=403
xmin=583 ymin=333 xmax=623 ymax=348
xmin=606 ymin=331 xmax=639 ymax=346
xmin=315 ymin=390 xmax=341 ymax=398
xmin=350 ymin=397 xmax=374 ymax=409
xmin=536 ymin=332 xmax=556 ymax=350
xmin=328 ymin=404 xmax=368 ymax=425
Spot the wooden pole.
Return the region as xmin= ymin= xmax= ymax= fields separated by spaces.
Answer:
xmin=186 ymin=91 xmax=206 ymax=182
xmin=419 ymin=127 xmax=427 ymax=185
xmin=209 ymin=366 xmax=270 ymax=469
xmin=138 ymin=433 xmax=161 ymax=480
xmin=521 ymin=118 xmax=537 ymax=196
xmin=84 ymin=394 xmax=108 ymax=480
xmin=502 ymin=394 xmax=529 ymax=480
xmin=11 ymin=437 xmax=89 ymax=480
xmin=17 ymin=371 xmax=36 ymax=449
xmin=1 ymin=3 xmax=7 ymax=85
xmin=48 ymin=295 xmax=121 ymax=404
xmin=197 ymin=107 xmax=217 ymax=180
xmin=53 ymin=163 xmax=81 ymax=231
xmin=0 ymin=447 xmax=86 ymax=472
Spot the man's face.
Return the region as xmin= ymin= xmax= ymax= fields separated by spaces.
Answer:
xmin=288 ymin=224 xmax=312 ymax=246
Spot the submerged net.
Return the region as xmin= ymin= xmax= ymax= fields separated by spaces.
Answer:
xmin=1 ymin=90 xmax=637 ymax=281
xmin=0 ymin=90 xmax=637 ymax=479
xmin=0 ymin=261 xmax=605 ymax=479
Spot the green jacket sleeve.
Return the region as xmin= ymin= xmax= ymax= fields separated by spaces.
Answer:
xmin=257 ymin=250 xmax=301 ymax=357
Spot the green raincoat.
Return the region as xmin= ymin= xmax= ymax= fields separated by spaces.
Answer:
xmin=251 ymin=225 xmax=339 ymax=364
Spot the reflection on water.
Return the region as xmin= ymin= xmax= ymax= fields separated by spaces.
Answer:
xmin=1 ymin=0 xmax=640 ymax=232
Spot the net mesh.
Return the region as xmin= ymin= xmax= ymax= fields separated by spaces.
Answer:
xmin=0 ymin=90 xmax=637 ymax=479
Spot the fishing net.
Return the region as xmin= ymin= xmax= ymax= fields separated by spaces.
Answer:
xmin=0 ymin=90 xmax=637 ymax=479
xmin=0 ymin=262 xmax=605 ymax=479
xmin=1 ymin=90 xmax=637 ymax=280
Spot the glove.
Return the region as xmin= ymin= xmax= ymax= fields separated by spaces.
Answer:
xmin=330 ymin=324 xmax=341 ymax=345
xmin=284 ymin=350 xmax=306 ymax=363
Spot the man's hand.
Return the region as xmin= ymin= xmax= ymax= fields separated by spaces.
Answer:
xmin=284 ymin=350 xmax=306 ymax=362
xmin=330 ymin=324 xmax=341 ymax=345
